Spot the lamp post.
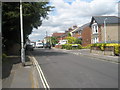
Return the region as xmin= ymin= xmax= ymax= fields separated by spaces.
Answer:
xmin=20 ymin=0 xmax=25 ymax=66
xmin=104 ymin=18 xmax=107 ymax=43
xmin=0 ymin=2 xmax=2 ymax=90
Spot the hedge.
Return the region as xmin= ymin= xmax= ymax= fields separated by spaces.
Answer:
xmin=82 ymin=44 xmax=91 ymax=49
xmin=91 ymin=43 xmax=120 ymax=55
xmin=62 ymin=44 xmax=82 ymax=50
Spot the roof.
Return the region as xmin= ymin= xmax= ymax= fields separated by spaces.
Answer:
xmin=52 ymin=33 xmax=65 ymax=37
xmin=90 ymin=16 xmax=119 ymax=26
xmin=73 ymin=23 xmax=90 ymax=33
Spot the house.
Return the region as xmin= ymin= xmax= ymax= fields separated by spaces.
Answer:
xmin=81 ymin=23 xmax=91 ymax=46
xmin=60 ymin=25 xmax=78 ymax=40
xmin=90 ymin=16 xmax=120 ymax=44
xmin=72 ymin=27 xmax=81 ymax=38
xmin=43 ymin=36 xmax=51 ymax=44
xmin=72 ymin=23 xmax=91 ymax=46
xmin=60 ymin=31 xmax=69 ymax=40
xmin=52 ymin=33 xmax=65 ymax=40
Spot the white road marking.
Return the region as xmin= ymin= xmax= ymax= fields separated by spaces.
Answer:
xmin=60 ymin=51 xmax=119 ymax=64
xmin=29 ymin=53 xmax=50 ymax=90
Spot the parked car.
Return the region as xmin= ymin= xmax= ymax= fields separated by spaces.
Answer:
xmin=58 ymin=40 xmax=68 ymax=45
xmin=36 ymin=42 xmax=44 ymax=48
xmin=26 ymin=44 xmax=34 ymax=51
xmin=30 ymin=42 xmax=35 ymax=48
xmin=44 ymin=42 xmax=51 ymax=49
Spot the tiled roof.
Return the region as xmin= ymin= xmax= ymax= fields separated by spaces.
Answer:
xmin=90 ymin=16 xmax=119 ymax=25
xmin=52 ymin=33 xmax=65 ymax=37
xmin=73 ymin=23 xmax=90 ymax=33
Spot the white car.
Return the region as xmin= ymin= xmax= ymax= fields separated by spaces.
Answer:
xmin=36 ymin=42 xmax=43 ymax=48
xmin=30 ymin=42 xmax=35 ymax=48
xmin=58 ymin=40 xmax=68 ymax=45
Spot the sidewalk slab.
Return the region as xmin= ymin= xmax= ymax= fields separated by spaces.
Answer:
xmin=10 ymin=64 xmax=32 ymax=88
xmin=2 ymin=56 xmax=35 ymax=88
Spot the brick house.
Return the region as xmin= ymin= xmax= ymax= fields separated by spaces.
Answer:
xmin=72 ymin=27 xmax=82 ymax=39
xmin=52 ymin=33 xmax=65 ymax=40
xmin=90 ymin=16 xmax=120 ymax=44
xmin=81 ymin=23 xmax=91 ymax=46
xmin=72 ymin=23 xmax=91 ymax=46
xmin=60 ymin=25 xmax=78 ymax=40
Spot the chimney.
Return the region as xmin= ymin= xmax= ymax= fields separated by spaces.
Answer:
xmin=68 ymin=28 xmax=72 ymax=31
xmin=65 ymin=30 xmax=68 ymax=33
xmin=73 ymin=25 xmax=77 ymax=29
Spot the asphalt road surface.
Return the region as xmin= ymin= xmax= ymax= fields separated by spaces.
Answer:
xmin=31 ymin=48 xmax=118 ymax=88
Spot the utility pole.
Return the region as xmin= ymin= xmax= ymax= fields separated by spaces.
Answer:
xmin=20 ymin=0 xmax=25 ymax=66
xmin=104 ymin=18 xmax=107 ymax=43
xmin=46 ymin=31 xmax=48 ymax=42
xmin=0 ymin=2 xmax=2 ymax=90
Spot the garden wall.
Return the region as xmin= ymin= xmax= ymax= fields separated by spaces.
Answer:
xmin=90 ymin=46 xmax=119 ymax=56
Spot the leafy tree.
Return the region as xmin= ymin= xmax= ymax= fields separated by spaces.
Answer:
xmin=51 ymin=37 xmax=58 ymax=46
xmin=74 ymin=38 xmax=82 ymax=44
xmin=65 ymin=37 xmax=76 ymax=44
xmin=67 ymin=32 xmax=71 ymax=37
xmin=2 ymin=2 xmax=53 ymax=52
xmin=65 ymin=37 xmax=82 ymax=44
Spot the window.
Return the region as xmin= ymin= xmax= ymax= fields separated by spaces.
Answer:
xmin=92 ymin=37 xmax=99 ymax=43
xmin=92 ymin=24 xmax=98 ymax=34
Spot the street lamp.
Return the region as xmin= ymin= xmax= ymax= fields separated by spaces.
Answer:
xmin=20 ymin=0 xmax=25 ymax=66
xmin=104 ymin=18 xmax=107 ymax=43
xmin=0 ymin=2 xmax=2 ymax=90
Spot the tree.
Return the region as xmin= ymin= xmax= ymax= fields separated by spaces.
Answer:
xmin=65 ymin=37 xmax=76 ymax=44
xmin=2 ymin=2 xmax=53 ymax=53
xmin=65 ymin=37 xmax=82 ymax=44
xmin=67 ymin=32 xmax=71 ymax=37
xmin=50 ymin=37 xmax=58 ymax=46
xmin=74 ymin=38 xmax=82 ymax=44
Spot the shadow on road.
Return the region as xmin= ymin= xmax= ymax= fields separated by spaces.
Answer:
xmin=30 ymin=49 xmax=68 ymax=57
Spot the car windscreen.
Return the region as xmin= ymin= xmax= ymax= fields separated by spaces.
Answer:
xmin=37 ymin=43 xmax=43 ymax=45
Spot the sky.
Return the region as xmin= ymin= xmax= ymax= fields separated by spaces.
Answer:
xmin=29 ymin=0 xmax=118 ymax=42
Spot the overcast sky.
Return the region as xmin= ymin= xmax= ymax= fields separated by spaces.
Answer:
xmin=29 ymin=0 xmax=118 ymax=42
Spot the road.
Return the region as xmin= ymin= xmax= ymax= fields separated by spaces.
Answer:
xmin=31 ymin=48 xmax=118 ymax=88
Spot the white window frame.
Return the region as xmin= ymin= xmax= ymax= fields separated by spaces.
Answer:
xmin=92 ymin=37 xmax=99 ymax=43
xmin=92 ymin=23 xmax=98 ymax=34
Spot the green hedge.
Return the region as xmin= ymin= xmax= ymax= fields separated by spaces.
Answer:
xmin=91 ymin=43 xmax=120 ymax=55
xmin=82 ymin=44 xmax=91 ymax=49
xmin=62 ymin=44 xmax=82 ymax=50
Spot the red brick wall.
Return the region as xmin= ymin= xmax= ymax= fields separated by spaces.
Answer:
xmin=73 ymin=33 xmax=81 ymax=38
xmin=81 ymin=27 xmax=91 ymax=46
xmin=55 ymin=45 xmax=62 ymax=49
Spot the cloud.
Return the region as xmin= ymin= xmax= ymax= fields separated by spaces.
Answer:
xmin=29 ymin=0 xmax=118 ymax=41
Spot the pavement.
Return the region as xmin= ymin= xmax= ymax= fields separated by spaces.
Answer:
xmin=52 ymin=47 xmax=119 ymax=63
xmin=2 ymin=55 xmax=38 ymax=88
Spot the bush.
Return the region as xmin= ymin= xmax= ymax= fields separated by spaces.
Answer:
xmin=91 ymin=43 xmax=120 ymax=55
xmin=91 ymin=43 xmax=106 ymax=51
xmin=2 ymin=53 xmax=7 ymax=61
xmin=82 ymin=44 xmax=91 ymax=49
xmin=114 ymin=45 xmax=120 ymax=55
xmin=2 ymin=53 xmax=7 ymax=58
xmin=62 ymin=44 xmax=82 ymax=50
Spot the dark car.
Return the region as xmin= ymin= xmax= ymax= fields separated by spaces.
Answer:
xmin=44 ymin=42 xmax=51 ymax=49
xmin=26 ymin=45 xmax=34 ymax=51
